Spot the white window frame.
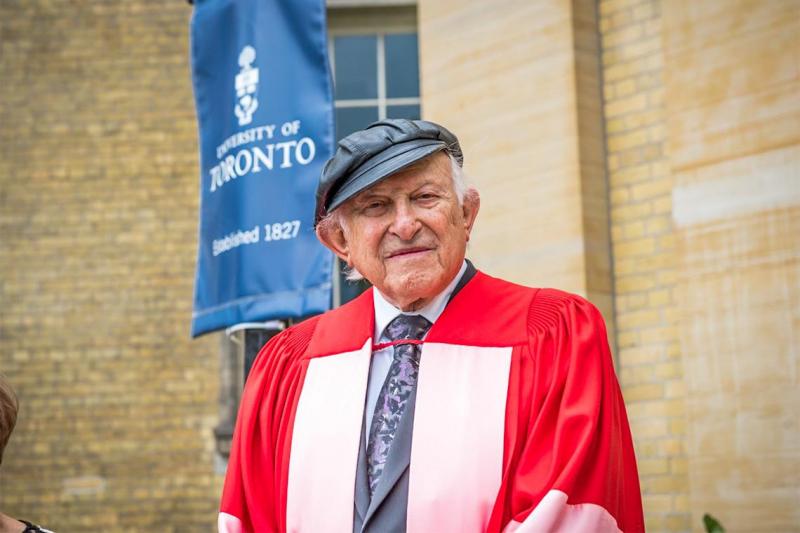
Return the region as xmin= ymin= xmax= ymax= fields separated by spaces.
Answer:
xmin=328 ymin=31 xmax=421 ymax=120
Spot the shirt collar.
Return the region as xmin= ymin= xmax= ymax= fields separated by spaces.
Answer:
xmin=373 ymin=260 xmax=467 ymax=340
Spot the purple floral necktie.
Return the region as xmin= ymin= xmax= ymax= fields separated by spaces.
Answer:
xmin=366 ymin=314 xmax=432 ymax=496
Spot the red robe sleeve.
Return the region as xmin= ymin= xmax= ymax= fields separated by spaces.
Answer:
xmin=489 ymin=289 xmax=645 ymax=533
xmin=219 ymin=318 xmax=317 ymax=533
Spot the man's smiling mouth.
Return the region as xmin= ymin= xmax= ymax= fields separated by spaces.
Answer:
xmin=386 ymin=247 xmax=433 ymax=259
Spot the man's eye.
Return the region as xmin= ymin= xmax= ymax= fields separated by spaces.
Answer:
xmin=362 ymin=201 xmax=386 ymax=213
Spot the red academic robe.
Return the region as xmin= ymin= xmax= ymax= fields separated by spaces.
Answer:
xmin=219 ymin=271 xmax=645 ymax=532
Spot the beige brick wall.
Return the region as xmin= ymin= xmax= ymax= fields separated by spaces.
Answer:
xmin=0 ymin=2 xmax=221 ymax=529
xmin=598 ymin=0 xmax=691 ymax=530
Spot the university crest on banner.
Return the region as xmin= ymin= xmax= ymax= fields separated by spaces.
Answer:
xmin=190 ymin=0 xmax=334 ymax=337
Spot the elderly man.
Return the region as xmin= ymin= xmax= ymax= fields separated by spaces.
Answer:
xmin=219 ymin=120 xmax=644 ymax=533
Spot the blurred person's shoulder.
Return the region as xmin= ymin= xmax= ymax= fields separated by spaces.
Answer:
xmin=0 ymin=514 xmax=53 ymax=533
xmin=20 ymin=521 xmax=56 ymax=533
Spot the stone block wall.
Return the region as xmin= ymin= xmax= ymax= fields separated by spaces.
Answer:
xmin=663 ymin=1 xmax=800 ymax=530
xmin=418 ymin=0 xmax=615 ymax=325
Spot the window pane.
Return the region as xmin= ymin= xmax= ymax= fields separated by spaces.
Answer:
xmin=334 ymin=36 xmax=378 ymax=99
xmin=335 ymin=106 xmax=379 ymax=141
xmin=385 ymin=33 xmax=419 ymax=98
xmin=340 ymin=268 xmax=371 ymax=303
xmin=386 ymin=104 xmax=420 ymax=121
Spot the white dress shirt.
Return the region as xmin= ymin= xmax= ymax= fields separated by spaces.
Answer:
xmin=363 ymin=260 xmax=468 ymax=439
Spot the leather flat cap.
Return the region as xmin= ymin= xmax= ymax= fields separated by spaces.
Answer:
xmin=315 ymin=119 xmax=463 ymax=223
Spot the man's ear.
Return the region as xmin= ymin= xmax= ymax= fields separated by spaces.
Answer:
xmin=462 ymin=188 xmax=480 ymax=241
xmin=316 ymin=220 xmax=351 ymax=264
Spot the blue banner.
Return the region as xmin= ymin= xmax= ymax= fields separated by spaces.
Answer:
xmin=190 ymin=0 xmax=334 ymax=337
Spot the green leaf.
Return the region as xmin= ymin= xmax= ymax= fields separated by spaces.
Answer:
xmin=703 ymin=513 xmax=725 ymax=533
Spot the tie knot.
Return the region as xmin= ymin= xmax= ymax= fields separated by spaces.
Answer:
xmin=383 ymin=314 xmax=432 ymax=342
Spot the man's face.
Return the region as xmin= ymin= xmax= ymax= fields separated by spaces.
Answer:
xmin=319 ymin=152 xmax=480 ymax=311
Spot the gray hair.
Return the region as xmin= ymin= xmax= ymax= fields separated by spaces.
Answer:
xmin=318 ymin=153 xmax=472 ymax=282
xmin=0 ymin=375 xmax=18 ymax=466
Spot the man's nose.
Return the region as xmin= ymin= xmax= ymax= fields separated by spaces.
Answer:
xmin=389 ymin=202 xmax=420 ymax=241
